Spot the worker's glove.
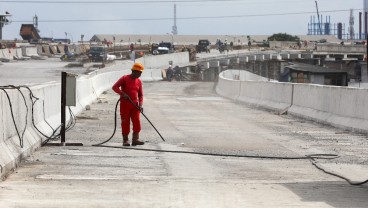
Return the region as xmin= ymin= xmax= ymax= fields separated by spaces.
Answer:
xmin=139 ymin=105 xmax=144 ymax=113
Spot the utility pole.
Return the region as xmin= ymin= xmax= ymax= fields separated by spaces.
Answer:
xmin=172 ymin=4 xmax=178 ymax=35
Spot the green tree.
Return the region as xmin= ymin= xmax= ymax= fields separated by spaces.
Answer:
xmin=267 ymin=33 xmax=300 ymax=42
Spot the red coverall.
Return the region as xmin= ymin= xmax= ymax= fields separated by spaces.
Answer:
xmin=112 ymin=74 xmax=143 ymax=135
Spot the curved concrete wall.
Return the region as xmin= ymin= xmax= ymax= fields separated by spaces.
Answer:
xmin=217 ymin=70 xmax=368 ymax=133
xmin=0 ymin=52 xmax=190 ymax=179
xmin=237 ymin=81 xmax=293 ymax=111
xmin=289 ymin=84 xmax=368 ymax=131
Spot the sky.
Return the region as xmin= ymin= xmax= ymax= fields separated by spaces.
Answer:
xmin=0 ymin=0 xmax=365 ymax=41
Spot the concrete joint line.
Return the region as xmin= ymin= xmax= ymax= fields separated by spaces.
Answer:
xmin=236 ymin=81 xmax=242 ymax=101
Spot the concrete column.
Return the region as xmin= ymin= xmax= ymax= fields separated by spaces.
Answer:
xmin=264 ymin=54 xmax=272 ymax=60
xmin=289 ymin=53 xmax=301 ymax=59
xmin=239 ymin=56 xmax=248 ymax=63
xmin=361 ymin=62 xmax=368 ymax=82
xmin=202 ymin=62 xmax=210 ymax=69
xmin=186 ymin=67 xmax=191 ymax=73
xmin=301 ymin=53 xmax=313 ymax=59
xmin=256 ymin=54 xmax=265 ymax=61
xmin=247 ymin=55 xmax=256 ymax=62
xmin=272 ymin=54 xmax=282 ymax=60
xmin=280 ymin=53 xmax=290 ymax=60
xmin=209 ymin=61 xmax=219 ymax=68
xmin=220 ymin=59 xmax=230 ymax=66
xmin=258 ymin=62 xmax=262 ymax=76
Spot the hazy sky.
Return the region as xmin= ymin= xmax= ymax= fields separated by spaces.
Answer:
xmin=0 ymin=0 xmax=365 ymax=41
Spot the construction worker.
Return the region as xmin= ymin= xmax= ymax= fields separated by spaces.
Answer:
xmin=112 ymin=63 xmax=145 ymax=146
xmin=166 ymin=65 xmax=174 ymax=81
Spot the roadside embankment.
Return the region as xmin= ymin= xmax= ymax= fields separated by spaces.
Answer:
xmin=216 ymin=70 xmax=368 ymax=133
xmin=0 ymin=52 xmax=190 ymax=179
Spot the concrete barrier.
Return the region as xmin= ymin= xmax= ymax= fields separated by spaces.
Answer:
xmin=0 ymin=84 xmax=61 ymax=180
xmin=316 ymin=44 xmax=366 ymax=54
xmin=136 ymin=52 xmax=190 ymax=81
xmin=0 ymin=52 xmax=191 ymax=179
xmin=22 ymin=46 xmax=39 ymax=57
xmin=237 ymin=81 xmax=293 ymax=111
xmin=289 ymin=84 xmax=368 ymax=132
xmin=137 ymin=52 xmax=189 ymax=69
xmin=216 ymin=73 xmax=241 ymax=100
xmin=57 ymin=45 xmax=65 ymax=54
xmin=13 ymin=48 xmax=30 ymax=60
xmin=0 ymin=48 xmax=13 ymax=61
xmin=216 ymin=70 xmax=368 ymax=133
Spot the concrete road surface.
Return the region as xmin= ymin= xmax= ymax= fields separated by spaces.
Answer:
xmin=0 ymin=81 xmax=367 ymax=208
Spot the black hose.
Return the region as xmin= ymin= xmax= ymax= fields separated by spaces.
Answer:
xmin=92 ymin=99 xmax=120 ymax=146
xmin=89 ymin=92 xmax=367 ymax=186
xmin=310 ymin=159 xmax=368 ymax=186
xmin=0 ymin=85 xmax=77 ymax=146
xmin=96 ymin=144 xmax=368 ymax=186
xmin=0 ymin=88 xmax=24 ymax=148
xmin=125 ymin=96 xmax=165 ymax=142
xmin=96 ymin=144 xmax=336 ymax=160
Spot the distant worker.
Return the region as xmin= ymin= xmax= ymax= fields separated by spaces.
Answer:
xmin=216 ymin=39 xmax=221 ymax=50
xmin=166 ymin=65 xmax=174 ymax=81
xmin=303 ymin=40 xmax=308 ymax=48
xmin=129 ymin=43 xmax=135 ymax=52
xmin=129 ymin=43 xmax=135 ymax=61
xmin=112 ymin=63 xmax=145 ymax=146
xmin=174 ymin=65 xmax=182 ymax=81
xmin=297 ymin=40 xmax=302 ymax=49
xmin=248 ymin=40 xmax=251 ymax=51
xmin=64 ymin=44 xmax=69 ymax=54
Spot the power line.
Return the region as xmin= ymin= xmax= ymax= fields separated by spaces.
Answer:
xmin=0 ymin=0 xmax=323 ymax=5
xmin=12 ymin=9 xmax=359 ymax=23
xmin=0 ymin=0 xmax=247 ymax=4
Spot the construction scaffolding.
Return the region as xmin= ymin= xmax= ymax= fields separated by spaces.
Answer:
xmin=308 ymin=15 xmax=367 ymax=40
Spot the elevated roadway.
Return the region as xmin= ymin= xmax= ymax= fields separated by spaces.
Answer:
xmin=0 ymin=49 xmax=367 ymax=207
xmin=0 ymin=81 xmax=367 ymax=207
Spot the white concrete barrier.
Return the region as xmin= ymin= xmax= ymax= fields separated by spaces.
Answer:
xmin=14 ymin=48 xmax=29 ymax=60
xmin=237 ymin=81 xmax=293 ymax=111
xmin=137 ymin=52 xmax=189 ymax=69
xmin=216 ymin=73 xmax=241 ymax=100
xmin=289 ymin=84 xmax=368 ymax=132
xmin=0 ymin=84 xmax=61 ymax=180
xmin=136 ymin=52 xmax=190 ymax=81
xmin=0 ymin=53 xmax=191 ymax=179
xmin=0 ymin=48 xmax=13 ymax=61
xmin=316 ymin=44 xmax=367 ymax=53
xmin=22 ymin=46 xmax=39 ymax=57
xmin=217 ymin=70 xmax=368 ymax=133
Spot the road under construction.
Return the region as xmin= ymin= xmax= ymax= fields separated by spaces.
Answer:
xmin=0 ymin=46 xmax=367 ymax=207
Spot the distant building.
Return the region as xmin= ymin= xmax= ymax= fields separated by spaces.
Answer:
xmin=279 ymin=63 xmax=348 ymax=86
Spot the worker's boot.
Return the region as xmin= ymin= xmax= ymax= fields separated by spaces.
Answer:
xmin=132 ymin=132 xmax=144 ymax=146
xmin=123 ymin=134 xmax=130 ymax=146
